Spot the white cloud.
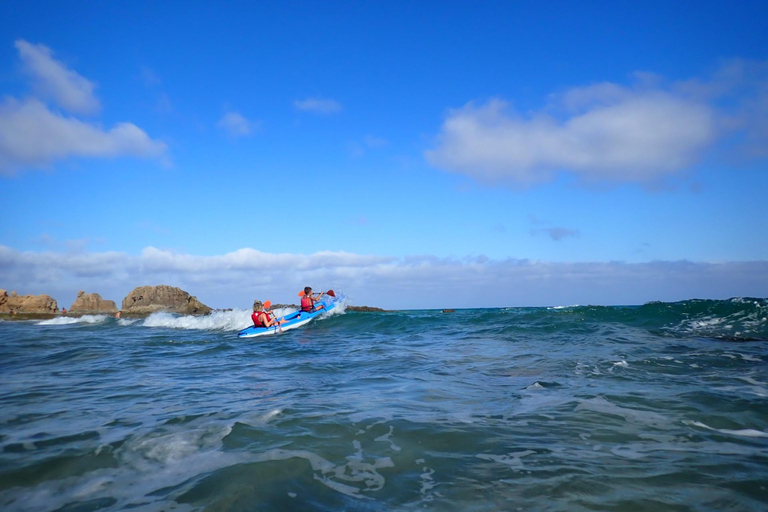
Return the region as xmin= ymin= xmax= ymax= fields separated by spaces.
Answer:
xmin=1 ymin=41 xmax=167 ymax=175
xmin=0 ymin=98 xmax=167 ymax=174
xmin=15 ymin=40 xmax=100 ymax=115
xmin=426 ymin=94 xmax=714 ymax=185
xmin=426 ymin=61 xmax=768 ymax=186
xmin=293 ymin=98 xmax=342 ymax=114
xmin=216 ymin=111 xmax=257 ymax=136
xmin=1 ymin=245 xmax=765 ymax=310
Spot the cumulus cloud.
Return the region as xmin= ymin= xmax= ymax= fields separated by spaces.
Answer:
xmin=0 ymin=98 xmax=167 ymax=173
xmin=216 ymin=111 xmax=258 ymax=137
xmin=15 ymin=40 xmax=100 ymax=115
xmin=0 ymin=40 xmax=167 ymax=175
xmin=293 ymin=97 xmax=342 ymax=114
xmin=426 ymin=61 xmax=768 ymax=186
xmin=1 ymin=245 xmax=766 ymax=310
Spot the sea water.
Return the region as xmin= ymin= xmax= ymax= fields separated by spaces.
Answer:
xmin=1 ymin=298 xmax=767 ymax=511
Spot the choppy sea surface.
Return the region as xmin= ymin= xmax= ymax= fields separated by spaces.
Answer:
xmin=1 ymin=298 xmax=767 ymax=511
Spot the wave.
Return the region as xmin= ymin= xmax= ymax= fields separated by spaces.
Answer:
xmin=541 ymin=297 xmax=768 ymax=341
xmin=37 ymin=315 xmax=110 ymax=326
xmin=140 ymin=297 xmax=349 ymax=332
xmin=29 ymin=297 xmax=764 ymax=341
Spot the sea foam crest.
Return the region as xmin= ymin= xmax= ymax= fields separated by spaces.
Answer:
xmin=37 ymin=315 xmax=110 ymax=326
xmin=141 ymin=309 xmax=262 ymax=331
xmin=139 ymin=300 xmax=346 ymax=332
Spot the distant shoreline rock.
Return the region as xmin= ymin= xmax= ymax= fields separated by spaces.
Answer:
xmin=0 ymin=289 xmax=58 ymax=314
xmin=347 ymin=305 xmax=388 ymax=312
xmin=70 ymin=291 xmax=118 ymax=315
xmin=270 ymin=304 xmax=388 ymax=313
xmin=121 ymin=285 xmax=212 ymax=316
xmin=0 ymin=285 xmax=389 ymax=320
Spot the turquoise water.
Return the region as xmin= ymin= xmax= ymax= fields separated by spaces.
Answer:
xmin=1 ymin=298 xmax=767 ymax=511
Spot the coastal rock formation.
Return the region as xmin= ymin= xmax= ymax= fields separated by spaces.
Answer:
xmin=268 ymin=304 xmax=387 ymax=313
xmin=0 ymin=290 xmax=58 ymax=313
xmin=121 ymin=285 xmax=212 ymax=316
xmin=69 ymin=291 xmax=118 ymax=314
xmin=347 ymin=305 xmax=387 ymax=312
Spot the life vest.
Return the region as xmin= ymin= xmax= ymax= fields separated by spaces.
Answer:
xmin=251 ymin=310 xmax=271 ymax=327
xmin=300 ymin=296 xmax=313 ymax=312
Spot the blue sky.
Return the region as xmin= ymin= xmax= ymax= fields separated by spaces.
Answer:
xmin=1 ymin=1 xmax=767 ymax=310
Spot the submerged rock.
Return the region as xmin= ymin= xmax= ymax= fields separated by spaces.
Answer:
xmin=121 ymin=285 xmax=212 ymax=316
xmin=69 ymin=291 xmax=118 ymax=314
xmin=0 ymin=289 xmax=58 ymax=313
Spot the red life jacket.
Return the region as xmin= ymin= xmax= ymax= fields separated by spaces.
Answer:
xmin=300 ymin=296 xmax=313 ymax=312
xmin=252 ymin=310 xmax=270 ymax=327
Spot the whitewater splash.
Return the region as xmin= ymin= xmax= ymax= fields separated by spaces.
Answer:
xmin=37 ymin=315 xmax=110 ymax=326
xmin=140 ymin=294 xmax=348 ymax=332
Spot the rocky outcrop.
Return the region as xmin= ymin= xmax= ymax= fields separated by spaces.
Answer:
xmin=347 ymin=305 xmax=387 ymax=312
xmin=69 ymin=291 xmax=118 ymax=314
xmin=121 ymin=285 xmax=212 ymax=316
xmin=270 ymin=304 xmax=388 ymax=312
xmin=0 ymin=289 xmax=58 ymax=313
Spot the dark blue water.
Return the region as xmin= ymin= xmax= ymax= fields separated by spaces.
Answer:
xmin=1 ymin=299 xmax=767 ymax=511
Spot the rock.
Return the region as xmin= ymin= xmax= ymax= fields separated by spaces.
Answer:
xmin=0 ymin=289 xmax=58 ymax=313
xmin=69 ymin=291 xmax=118 ymax=314
xmin=442 ymin=309 xmax=456 ymax=313
xmin=347 ymin=305 xmax=387 ymax=312
xmin=269 ymin=303 xmax=388 ymax=312
xmin=121 ymin=285 xmax=212 ymax=316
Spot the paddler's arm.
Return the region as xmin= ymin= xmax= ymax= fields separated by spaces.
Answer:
xmin=264 ymin=309 xmax=286 ymax=326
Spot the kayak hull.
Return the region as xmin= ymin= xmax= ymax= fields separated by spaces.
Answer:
xmin=238 ymin=300 xmax=336 ymax=338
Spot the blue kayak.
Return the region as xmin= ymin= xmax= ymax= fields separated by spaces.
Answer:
xmin=238 ymin=298 xmax=338 ymax=338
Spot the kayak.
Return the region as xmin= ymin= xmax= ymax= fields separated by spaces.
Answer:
xmin=237 ymin=298 xmax=337 ymax=338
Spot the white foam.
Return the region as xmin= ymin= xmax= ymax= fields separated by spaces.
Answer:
xmin=37 ymin=315 xmax=109 ymax=326
xmin=319 ymin=295 xmax=349 ymax=318
xmin=138 ymin=300 xmax=346 ymax=332
xmin=141 ymin=309 xmax=259 ymax=331
xmin=374 ymin=425 xmax=401 ymax=452
xmin=685 ymin=420 xmax=768 ymax=438
xmin=476 ymin=450 xmax=536 ymax=468
xmin=736 ymin=375 xmax=766 ymax=386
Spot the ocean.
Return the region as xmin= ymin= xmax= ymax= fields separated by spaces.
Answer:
xmin=1 ymin=298 xmax=767 ymax=511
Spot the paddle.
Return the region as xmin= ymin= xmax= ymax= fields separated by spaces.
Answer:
xmin=263 ymin=300 xmax=282 ymax=333
xmin=297 ymin=289 xmax=334 ymax=313
xmin=298 ymin=289 xmax=335 ymax=297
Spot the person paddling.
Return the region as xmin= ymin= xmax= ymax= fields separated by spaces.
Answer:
xmin=300 ymin=287 xmax=325 ymax=313
xmin=252 ymin=300 xmax=283 ymax=328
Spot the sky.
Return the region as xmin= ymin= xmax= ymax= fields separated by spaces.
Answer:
xmin=0 ymin=0 xmax=767 ymax=310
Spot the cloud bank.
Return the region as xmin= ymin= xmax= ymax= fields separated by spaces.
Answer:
xmin=0 ymin=40 xmax=167 ymax=175
xmin=1 ymin=245 xmax=765 ymax=310
xmin=426 ymin=61 xmax=768 ymax=186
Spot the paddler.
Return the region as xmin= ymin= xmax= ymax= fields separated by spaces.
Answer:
xmin=300 ymin=287 xmax=325 ymax=312
xmin=252 ymin=300 xmax=283 ymax=328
